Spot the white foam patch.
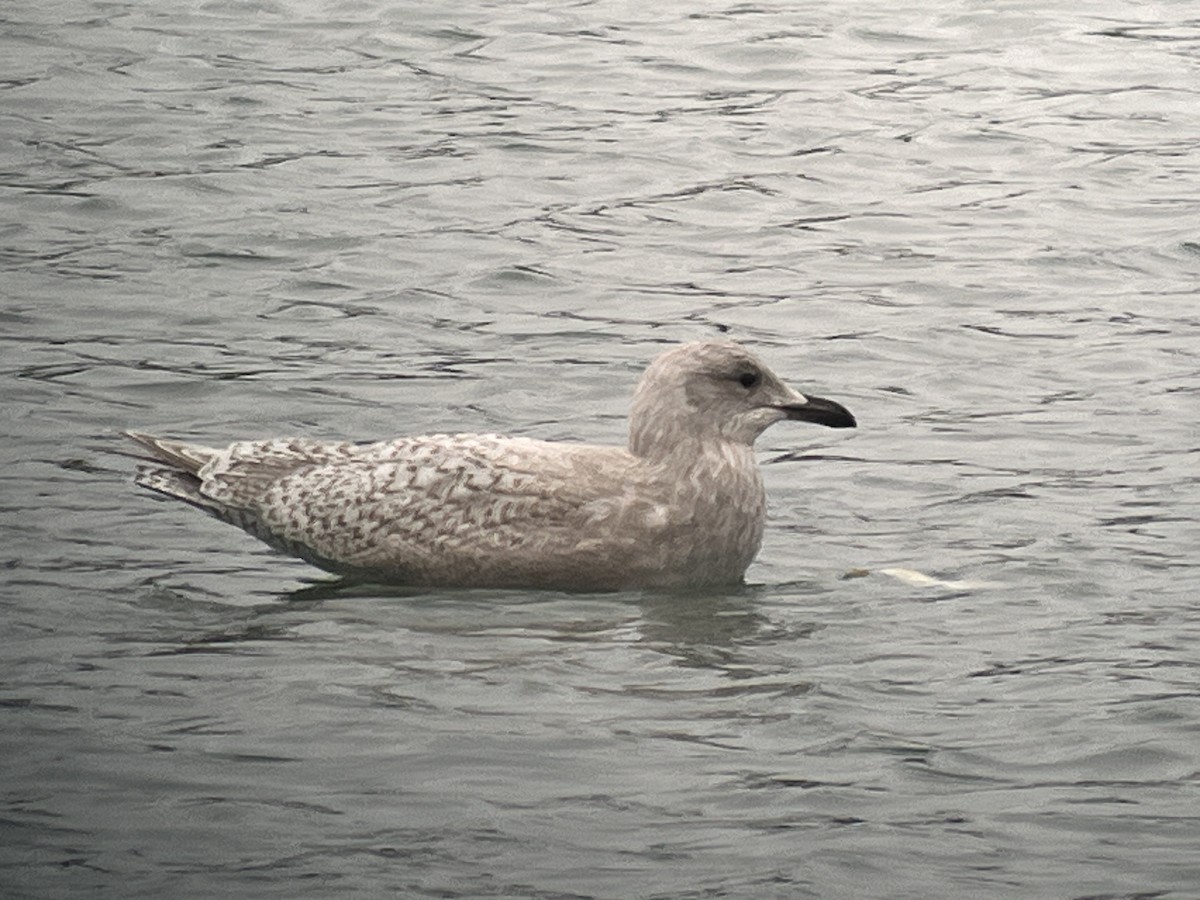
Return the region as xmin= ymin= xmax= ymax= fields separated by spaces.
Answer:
xmin=880 ymin=568 xmax=1001 ymax=591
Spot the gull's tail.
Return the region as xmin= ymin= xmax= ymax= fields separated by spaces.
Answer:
xmin=122 ymin=431 xmax=224 ymax=514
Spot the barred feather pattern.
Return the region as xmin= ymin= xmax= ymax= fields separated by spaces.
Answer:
xmin=125 ymin=340 xmax=854 ymax=590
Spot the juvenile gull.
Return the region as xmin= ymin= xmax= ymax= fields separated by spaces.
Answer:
xmin=125 ymin=340 xmax=855 ymax=590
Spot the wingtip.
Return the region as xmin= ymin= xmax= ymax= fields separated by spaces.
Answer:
xmin=122 ymin=429 xmax=157 ymax=451
xmin=119 ymin=431 xmax=215 ymax=474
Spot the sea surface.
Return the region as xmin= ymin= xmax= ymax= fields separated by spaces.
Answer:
xmin=3 ymin=0 xmax=1200 ymax=897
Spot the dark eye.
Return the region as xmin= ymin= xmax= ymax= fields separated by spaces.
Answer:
xmin=737 ymin=371 xmax=760 ymax=389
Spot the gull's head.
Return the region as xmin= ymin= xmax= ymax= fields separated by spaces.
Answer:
xmin=628 ymin=340 xmax=856 ymax=458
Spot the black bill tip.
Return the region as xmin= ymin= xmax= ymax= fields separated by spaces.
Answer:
xmin=780 ymin=395 xmax=857 ymax=429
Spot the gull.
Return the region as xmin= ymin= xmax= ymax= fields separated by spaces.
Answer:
xmin=125 ymin=340 xmax=855 ymax=590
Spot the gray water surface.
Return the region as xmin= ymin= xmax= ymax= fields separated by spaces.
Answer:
xmin=4 ymin=1 xmax=1200 ymax=897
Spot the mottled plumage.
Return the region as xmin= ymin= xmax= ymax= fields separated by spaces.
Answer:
xmin=126 ymin=340 xmax=855 ymax=590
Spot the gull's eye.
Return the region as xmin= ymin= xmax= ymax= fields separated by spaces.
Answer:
xmin=737 ymin=371 xmax=760 ymax=389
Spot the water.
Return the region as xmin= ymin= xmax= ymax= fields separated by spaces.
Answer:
xmin=3 ymin=0 xmax=1200 ymax=896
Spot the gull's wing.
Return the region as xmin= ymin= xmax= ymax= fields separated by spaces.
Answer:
xmin=129 ymin=432 xmax=660 ymax=585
